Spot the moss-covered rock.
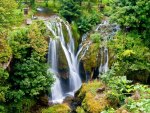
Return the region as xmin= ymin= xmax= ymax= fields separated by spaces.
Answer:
xmin=76 ymin=80 xmax=109 ymax=113
xmin=82 ymin=43 xmax=99 ymax=78
xmin=41 ymin=104 xmax=71 ymax=113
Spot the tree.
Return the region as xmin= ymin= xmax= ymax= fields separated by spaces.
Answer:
xmin=0 ymin=32 xmax=12 ymax=64
xmin=0 ymin=0 xmax=17 ymax=28
xmin=74 ymin=0 xmax=84 ymax=6
xmin=59 ymin=0 xmax=81 ymax=23
xmin=108 ymin=31 xmax=150 ymax=83
xmin=110 ymin=0 xmax=150 ymax=46
xmin=77 ymin=11 xmax=101 ymax=33
xmin=0 ymin=68 xmax=9 ymax=112
xmin=12 ymin=54 xmax=54 ymax=97
xmin=8 ymin=22 xmax=54 ymax=102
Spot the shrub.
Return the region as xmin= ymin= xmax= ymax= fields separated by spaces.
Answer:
xmin=59 ymin=0 xmax=81 ymax=23
xmin=77 ymin=11 xmax=101 ymax=33
xmin=90 ymin=33 xmax=101 ymax=43
xmin=108 ymin=31 xmax=150 ymax=83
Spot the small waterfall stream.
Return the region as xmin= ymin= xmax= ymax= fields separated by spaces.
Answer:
xmin=46 ymin=17 xmax=82 ymax=103
xmin=96 ymin=20 xmax=119 ymax=74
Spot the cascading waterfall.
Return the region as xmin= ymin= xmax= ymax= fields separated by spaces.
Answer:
xmin=46 ymin=16 xmax=82 ymax=103
xmin=47 ymin=39 xmax=64 ymax=103
xmin=96 ymin=20 xmax=119 ymax=74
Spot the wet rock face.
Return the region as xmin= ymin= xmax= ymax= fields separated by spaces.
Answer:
xmin=127 ymin=70 xmax=150 ymax=84
xmin=82 ymin=43 xmax=99 ymax=72
xmin=57 ymin=41 xmax=69 ymax=79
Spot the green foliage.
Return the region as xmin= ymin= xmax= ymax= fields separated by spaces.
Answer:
xmin=0 ymin=35 xmax=12 ymax=63
xmin=8 ymin=27 xmax=30 ymax=59
xmin=77 ymin=81 xmax=109 ymax=113
xmin=11 ymin=56 xmax=53 ymax=97
xmin=0 ymin=0 xmax=23 ymax=29
xmin=6 ymin=90 xmax=25 ymax=103
xmin=82 ymin=43 xmax=99 ymax=72
xmin=100 ymin=68 xmax=150 ymax=112
xmin=41 ymin=104 xmax=71 ymax=113
xmin=77 ymin=11 xmax=101 ymax=33
xmin=7 ymin=22 xmax=54 ymax=104
xmin=9 ymin=21 xmax=48 ymax=60
xmin=126 ymin=98 xmax=150 ymax=113
xmin=0 ymin=68 xmax=9 ymax=102
xmin=110 ymin=0 xmax=150 ymax=46
xmin=123 ymin=84 xmax=150 ymax=113
xmin=100 ymin=68 xmax=134 ymax=106
xmin=0 ymin=68 xmax=9 ymax=113
xmin=111 ymin=0 xmax=150 ymax=29
xmin=76 ymin=106 xmax=85 ymax=113
xmin=71 ymin=21 xmax=80 ymax=51
xmin=59 ymin=0 xmax=81 ymax=22
xmin=101 ymin=108 xmax=115 ymax=113
xmin=28 ymin=22 xmax=48 ymax=58
xmin=108 ymin=31 xmax=150 ymax=83
xmin=6 ymin=98 xmax=36 ymax=113
xmin=90 ymin=33 xmax=101 ymax=43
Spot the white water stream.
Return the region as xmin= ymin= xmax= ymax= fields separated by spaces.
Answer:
xmin=46 ymin=17 xmax=81 ymax=103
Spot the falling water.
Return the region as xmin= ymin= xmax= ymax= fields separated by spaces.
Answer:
xmin=46 ymin=16 xmax=82 ymax=103
xmin=99 ymin=47 xmax=109 ymax=74
xmin=47 ymin=39 xmax=65 ymax=103
xmin=96 ymin=20 xmax=119 ymax=74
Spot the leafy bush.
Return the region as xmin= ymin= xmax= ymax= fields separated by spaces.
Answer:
xmin=59 ymin=0 xmax=81 ymax=23
xmin=108 ymin=31 xmax=150 ymax=83
xmin=0 ymin=0 xmax=24 ymax=29
xmin=77 ymin=11 xmax=101 ymax=33
xmin=0 ymin=68 xmax=9 ymax=102
xmin=124 ymin=84 xmax=150 ymax=113
xmin=6 ymin=98 xmax=35 ymax=113
xmin=12 ymin=56 xmax=54 ymax=97
xmin=100 ymin=68 xmax=150 ymax=112
xmin=111 ymin=0 xmax=150 ymax=30
xmin=90 ymin=33 xmax=101 ymax=43
xmin=110 ymin=0 xmax=150 ymax=46
xmin=100 ymin=69 xmax=134 ymax=106
xmin=125 ymin=98 xmax=150 ymax=113
xmin=101 ymin=108 xmax=115 ymax=113
xmin=0 ymin=68 xmax=9 ymax=113
xmin=8 ymin=27 xmax=30 ymax=59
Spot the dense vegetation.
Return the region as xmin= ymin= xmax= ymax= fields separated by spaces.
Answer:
xmin=0 ymin=0 xmax=149 ymax=113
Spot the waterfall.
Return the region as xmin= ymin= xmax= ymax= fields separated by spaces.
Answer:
xmin=47 ymin=39 xmax=64 ymax=103
xmin=46 ymin=16 xmax=82 ymax=103
xmin=99 ymin=47 xmax=109 ymax=74
xmin=96 ymin=20 xmax=119 ymax=74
